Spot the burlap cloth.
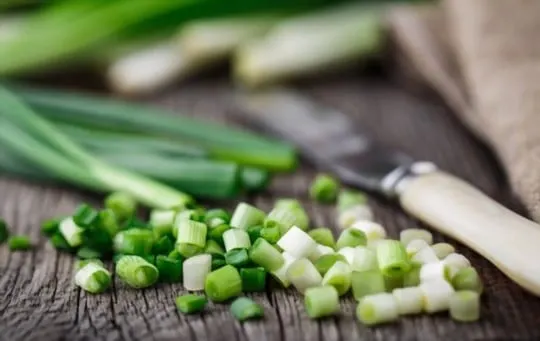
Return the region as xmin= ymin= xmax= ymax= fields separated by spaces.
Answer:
xmin=386 ymin=0 xmax=540 ymax=222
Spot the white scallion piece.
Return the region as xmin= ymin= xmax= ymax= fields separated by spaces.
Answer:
xmin=277 ymin=226 xmax=316 ymax=258
xmin=59 ymin=217 xmax=84 ymax=247
xmin=400 ymin=228 xmax=433 ymax=246
xmin=406 ymin=239 xmax=431 ymax=257
xmin=337 ymin=205 xmax=374 ymax=229
xmin=74 ymin=263 xmax=111 ymax=294
xmin=449 ymin=290 xmax=481 ymax=322
xmin=183 ymin=254 xmax=212 ymax=291
xmin=286 ymin=258 xmax=322 ymax=294
xmin=322 ymin=260 xmax=352 ymax=296
xmin=411 ymin=245 xmax=439 ymax=264
xmin=350 ymin=221 xmax=387 ymax=241
xmin=431 ymin=243 xmax=456 ymax=259
xmin=223 ymin=229 xmax=251 ymax=252
xmin=351 ymin=246 xmax=378 ymax=272
xmin=392 ymin=287 xmax=423 ymax=315
xmin=271 ymin=252 xmax=297 ymax=288
xmin=443 ymin=253 xmax=471 ymax=278
xmin=356 ymin=293 xmax=399 ymax=326
xmin=420 ymin=279 xmax=455 ymax=313
xmin=149 ymin=209 xmax=176 ymax=228
xmin=366 ymin=239 xmax=383 ymax=252
xmin=308 ymin=243 xmax=335 ymax=262
xmin=420 ymin=262 xmax=450 ymax=283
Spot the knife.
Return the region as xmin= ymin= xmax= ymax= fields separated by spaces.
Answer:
xmin=234 ymin=88 xmax=540 ymax=296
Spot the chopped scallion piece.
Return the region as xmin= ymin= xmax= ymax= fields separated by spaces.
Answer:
xmin=304 ymin=286 xmax=340 ymax=318
xmin=451 ymin=267 xmax=484 ymax=294
xmin=105 ymin=192 xmax=137 ymax=222
xmin=230 ymin=297 xmax=264 ymax=321
xmin=376 ymin=240 xmax=410 ymax=278
xmin=40 ymin=218 xmax=59 ymax=237
xmin=183 ymin=254 xmax=212 ymax=291
xmin=0 ymin=219 xmax=8 ymax=244
xmin=208 ymin=224 xmax=230 ymax=247
xmin=337 ymin=189 xmax=368 ymax=212
xmin=406 ymin=239 xmax=431 ymax=257
xmin=59 ymin=217 xmax=84 ymax=247
xmin=223 ymin=228 xmax=251 ymax=252
xmin=176 ymin=294 xmax=207 ymax=314
xmin=392 ymin=287 xmax=423 ymax=315
xmin=149 ymin=209 xmax=176 ymax=232
xmin=176 ymin=220 xmax=207 ymax=248
xmin=270 ymin=252 xmax=296 ymax=288
xmin=357 ymin=293 xmax=399 ymax=326
xmin=49 ymin=232 xmax=73 ymax=252
xmin=72 ymin=204 xmax=99 ymax=228
xmin=211 ymin=256 xmax=227 ymax=271
xmin=308 ymin=244 xmax=335 ymax=262
xmin=225 ymin=248 xmax=251 ymax=268
xmin=75 ymin=262 xmax=112 ymax=294
xmin=308 ymin=228 xmax=335 ymax=249
xmin=74 ymin=258 xmax=105 ymax=271
xmin=420 ymin=279 xmax=455 ymax=313
xmin=168 ymin=249 xmax=183 ymax=260
xmin=114 ymin=228 xmax=154 ymax=256
xmin=247 ymin=225 xmax=263 ymax=244
xmin=339 ymin=246 xmax=377 ymax=272
xmin=411 ymin=244 xmax=439 ymax=264
xmin=399 ymin=228 xmax=433 ymax=247
xmin=431 ymin=243 xmax=456 ymax=260
xmin=384 ymin=275 xmax=403 ymax=292
xmin=420 ymin=262 xmax=450 ymax=283
xmin=309 ymin=174 xmax=339 ymax=203
xmin=230 ymin=203 xmax=266 ymax=230
xmin=274 ymin=198 xmax=302 ymax=210
xmin=116 ymin=255 xmax=159 ymax=289
xmin=277 ymin=226 xmax=316 ymax=259
xmin=152 ymin=235 xmax=175 ymax=255
xmin=286 ymin=258 xmax=322 ymax=294
xmin=351 ymin=270 xmax=386 ymax=300
xmin=336 ymin=228 xmax=367 ymax=249
xmin=337 ymin=205 xmax=374 ymax=229
xmin=7 ymin=235 xmax=31 ymax=251
xmin=314 ymin=253 xmax=346 ymax=276
xmin=205 ymin=209 xmax=231 ymax=227
xmin=99 ymin=209 xmax=119 ymax=237
xmin=155 ymin=255 xmax=183 ymax=283
xmin=249 ymin=238 xmax=284 ymax=271
xmin=443 ymin=253 xmax=471 ymax=278
xmin=205 ymin=265 xmax=242 ymax=302
xmin=449 ymin=290 xmax=480 ymax=322
xmin=403 ymin=263 xmax=421 ymax=287
xmin=264 ymin=206 xmax=299 ymax=234
xmin=260 ymin=225 xmax=281 ymax=244
xmin=204 ymin=239 xmax=225 ymax=256
xmin=240 ymin=267 xmax=267 ymax=292
xmin=322 ymin=261 xmax=352 ymax=295
xmin=76 ymin=247 xmax=103 ymax=260
xmin=351 ymin=221 xmax=386 ymax=241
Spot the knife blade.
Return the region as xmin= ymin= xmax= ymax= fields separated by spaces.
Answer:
xmin=233 ymin=87 xmax=540 ymax=297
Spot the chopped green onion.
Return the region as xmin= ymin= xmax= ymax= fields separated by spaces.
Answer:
xmin=392 ymin=287 xmax=423 ymax=315
xmin=451 ymin=267 xmax=484 ymax=294
xmin=0 ymin=219 xmax=9 ymax=244
xmin=351 ymin=270 xmax=386 ymax=300
xmin=116 ymin=255 xmax=159 ymax=289
xmin=420 ymin=262 xmax=450 ymax=283
xmin=420 ymin=279 xmax=455 ymax=313
xmin=208 ymin=224 xmax=231 ymax=246
xmin=74 ymin=262 xmax=112 ymax=294
xmin=406 ymin=239 xmax=431 ymax=257
xmin=339 ymin=246 xmax=377 ymax=272
xmin=152 ymin=235 xmax=175 ymax=255
xmin=176 ymin=294 xmax=207 ymax=314
xmin=260 ymin=225 xmax=281 ymax=244
xmin=155 ymin=255 xmax=183 ymax=283
xmin=223 ymin=228 xmax=251 ymax=252
xmin=142 ymin=254 xmax=156 ymax=265
xmin=443 ymin=253 xmax=471 ymax=278
xmin=337 ymin=189 xmax=368 ymax=212
xmin=212 ymin=256 xmax=227 ymax=271
xmin=322 ymin=261 xmax=352 ymax=295
xmin=99 ymin=209 xmax=119 ymax=237
xmin=249 ymin=238 xmax=284 ymax=271
xmin=384 ymin=275 xmax=403 ymax=292
xmin=264 ymin=206 xmax=299 ymax=234
xmin=149 ymin=209 xmax=176 ymax=232
xmin=230 ymin=297 xmax=264 ymax=321
xmin=431 ymin=243 xmax=456 ymax=260
xmin=40 ymin=218 xmax=59 ymax=237
xmin=240 ymin=267 xmax=267 ymax=292
xmin=7 ymin=235 xmax=31 ymax=251
xmin=49 ymin=232 xmax=73 ymax=252
xmin=308 ymin=228 xmax=335 ymax=249
xmin=205 ymin=264 xmax=242 ymax=302
xmin=225 ymin=248 xmax=251 ymax=268
xmin=309 ymin=174 xmax=339 ymax=203
xmin=76 ymin=247 xmax=103 ymax=260
xmin=376 ymin=240 xmax=410 ymax=278
xmin=114 ymin=228 xmax=154 ymax=256
xmin=230 ymin=203 xmax=266 ymax=230
xmin=183 ymin=253 xmax=212 ymax=291
xmin=168 ymin=249 xmax=183 ymax=260
xmin=304 ymin=286 xmax=340 ymax=318
xmin=205 ymin=209 xmax=231 ymax=227
xmin=399 ymin=228 xmax=433 ymax=247
xmin=105 ymin=192 xmax=137 ymax=222
xmin=176 ymin=220 xmax=207 ymax=257
xmin=204 ymin=239 xmax=225 ymax=256
xmin=59 ymin=217 xmax=84 ymax=247
xmin=74 ymin=258 xmax=105 ymax=271
xmin=286 ymin=258 xmax=322 ymax=294
xmin=403 ymin=264 xmax=421 ymax=287
xmin=351 ymin=221 xmax=386 ymax=241
xmin=277 ymin=226 xmax=316 ymax=259
xmin=274 ymin=198 xmax=302 ymax=211
xmin=308 ymin=244 xmax=335 ymax=262
xmin=337 ymin=205 xmax=374 ymax=230
xmin=72 ymin=204 xmax=99 ymax=228
xmin=336 ymin=228 xmax=367 ymax=249
xmin=247 ymin=225 xmax=263 ymax=244
xmin=270 ymin=252 xmax=296 ymax=288
xmin=449 ymin=290 xmax=480 ymax=322
xmin=356 ymin=293 xmax=399 ymax=326
xmin=411 ymin=244 xmax=439 ymax=264
xmin=314 ymin=253 xmax=346 ymax=276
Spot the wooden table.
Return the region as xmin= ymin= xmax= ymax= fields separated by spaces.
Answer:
xmin=1 ymin=75 xmax=539 ymax=341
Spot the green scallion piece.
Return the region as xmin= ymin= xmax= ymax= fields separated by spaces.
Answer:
xmin=356 ymin=293 xmax=399 ymax=326
xmin=314 ymin=253 xmax=347 ymax=276
xmin=99 ymin=209 xmax=119 ymax=237
xmin=76 ymin=247 xmax=103 ymax=260
xmin=143 ymin=254 xmax=156 ymax=265
xmin=309 ymin=174 xmax=339 ymax=203
xmin=249 ymin=238 xmax=285 ymax=271
xmin=223 ymin=228 xmax=251 ymax=252
xmin=149 ymin=209 xmax=176 ymax=234
xmin=168 ymin=249 xmax=183 ymax=260
xmin=274 ymin=198 xmax=302 ymax=210
xmin=384 ymin=275 xmax=403 ymax=292
xmin=7 ymin=235 xmax=31 ymax=251
xmin=264 ymin=206 xmax=299 ymax=233
xmin=247 ymin=225 xmax=263 ymax=244
xmin=105 ymin=192 xmax=137 ymax=222
xmin=204 ymin=239 xmax=225 ymax=256
xmin=376 ymin=240 xmax=410 ymax=278
xmin=240 ymin=267 xmax=267 ymax=292
xmin=0 ymin=219 xmax=8 ymax=244
xmin=176 ymin=220 xmax=207 ymax=257
xmin=403 ymin=263 xmax=421 ymax=287
xmin=49 ymin=232 xmax=74 ymax=252
xmin=75 ymin=262 xmax=112 ymax=294
xmin=211 ymin=256 xmax=227 ymax=271
xmin=399 ymin=228 xmax=433 ymax=247
xmin=116 ymin=255 xmax=159 ymax=289
xmin=449 ymin=290 xmax=480 ymax=322
xmin=74 ymin=258 xmax=105 ymax=271
xmin=336 ymin=228 xmax=367 ymax=249
xmin=337 ymin=189 xmax=368 ymax=213
xmin=155 ymin=255 xmax=183 ymax=283
xmin=113 ymin=228 xmax=154 ymax=256
xmin=40 ymin=217 xmax=60 ymax=237
xmin=225 ymin=248 xmax=251 ymax=268
xmin=205 ymin=209 xmax=231 ymax=227
xmin=152 ymin=235 xmax=175 ymax=255
xmin=205 ymin=265 xmax=242 ymax=302
xmin=176 ymin=294 xmax=207 ymax=314
xmin=322 ymin=261 xmax=352 ymax=296
xmin=260 ymin=225 xmax=281 ymax=244
xmin=59 ymin=217 xmax=84 ymax=247
xmin=230 ymin=203 xmax=266 ymax=230
xmin=451 ymin=267 xmax=484 ymax=294
xmin=230 ymin=297 xmax=264 ymax=321
xmin=72 ymin=203 xmax=100 ymax=228
xmin=304 ymin=286 xmax=340 ymax=318
xmin=351 ymin=270 xmax=386 ymax=300
xmin=208 ymin=223 xmax=231 ymax=247
xmin=308 ymin=228 xmax=335 ymax=249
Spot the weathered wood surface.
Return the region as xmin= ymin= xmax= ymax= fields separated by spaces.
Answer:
xmin=1 ymin=75 xmax=540 ymax=341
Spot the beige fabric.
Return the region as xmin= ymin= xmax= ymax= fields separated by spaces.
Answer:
xmin=386 ymin=0 xmax=540 ymax=221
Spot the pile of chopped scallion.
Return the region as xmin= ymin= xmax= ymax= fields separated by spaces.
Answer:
xmin=0 ymin=174 xmax=483 ymax=324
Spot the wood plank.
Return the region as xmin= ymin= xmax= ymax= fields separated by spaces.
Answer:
xmin=1 ymin=76 xmax=539 ymax=341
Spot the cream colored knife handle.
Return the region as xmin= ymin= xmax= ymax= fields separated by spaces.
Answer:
xmin=399 ymin=170 xmax=540 ymax=296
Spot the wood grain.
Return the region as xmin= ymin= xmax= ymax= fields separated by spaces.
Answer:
xmin=1 ymin=75 xmax=539 ymax=341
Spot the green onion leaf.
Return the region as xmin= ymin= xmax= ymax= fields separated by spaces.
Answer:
xmin=230 ymin=297 xmax=264 ymax=321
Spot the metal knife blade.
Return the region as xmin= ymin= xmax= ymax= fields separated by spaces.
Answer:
xmin=234 ymin=88 xmax=432 ymax=196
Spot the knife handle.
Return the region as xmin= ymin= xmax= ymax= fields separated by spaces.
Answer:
xmin=399 ymin=170 xmax=540 ymax=296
